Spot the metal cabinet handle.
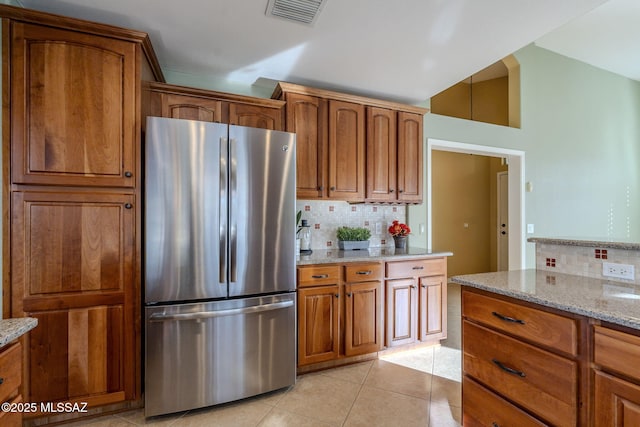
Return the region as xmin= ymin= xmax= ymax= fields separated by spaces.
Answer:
xmin=412 ymin=266 xmax=424 ymax=270
xmin=124 ymin=203 xmax=133 ymax=209
xmin=492 ymin=359 xmax=526 ymax=377
xmin=335 ymin=294 xmax=339 ymax=298
xmin=421 ymin=284 xmax=427 ymax=288
xmin=390 ymin=189 xmax=394 ymax=193
xmin=410 ymin=285 xmax=416 ymax=289
xmin=347 ymin=292 xmax=352 ymax=297
xmin=330 ymin=186 xmax=336 ymax=191
xmin=312 ymin=274 xmax=329 ymax=279
xmin=398 ymin=189 xmax=404 ymax=193
xmin=318 ymin=186 xmax=324 ymax=191
xmin=492 ymin=311 xmax=525 ymax=325
xmin=124 ymin=171 xmax=133 ymax=178
xmin=492 ymin=423 xmax=500 ymax=427
xmin=356 ymin=271 xmax=372 ymax=275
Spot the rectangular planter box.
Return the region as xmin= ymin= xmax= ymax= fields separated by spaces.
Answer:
xmin=338 ymin=240 xmax=370 ymax=250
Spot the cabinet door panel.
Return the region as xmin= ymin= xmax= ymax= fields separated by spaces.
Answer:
xmin=12 ymin=192 xmax=134 ymax=305
xmin=345 ymin=281 xmax=382 ymax=356
xmin=229 ymin=103 xmax=283 ymax=130
xmin=297 ymin=285 xmax=340 ymax=365
xmin=386 ymin=278 xmax=417 ymax=347
xmin=397 ymin=112 xmax=423 ymax=202
xmin=328 ymin=100 xmax=365 ymax=201
xmin=595 ymin=370 xmax=640 ymax=427
xmin=28 ymin=305 xmax=125 ymax=403
xmin=366 ymin=107 xmax=396 ymax=202
xmin=419 ymin=276 xmax=446 ymax=340
xmin=11 ymin=23 xmax=136 ymax=187
xmin=285 ymin=93 xmax=327 ymax=199
xmin=161 ymin=93 xmax=223 ymax=122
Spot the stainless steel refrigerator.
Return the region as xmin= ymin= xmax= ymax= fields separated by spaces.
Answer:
xmin=144 ymin=116 xmax=296 ymax=417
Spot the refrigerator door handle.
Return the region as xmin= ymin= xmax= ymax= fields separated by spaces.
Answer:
xmin=220 ymin=136 xmax=228 ymax=284
xmin=229 ymin=137 xmax=237 ymax=284
xmin=148 ymin=300 xmax=294 ymax=322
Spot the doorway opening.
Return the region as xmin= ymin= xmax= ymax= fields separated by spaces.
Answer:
xmin=427 ymin=139 xmax=525 ymax=351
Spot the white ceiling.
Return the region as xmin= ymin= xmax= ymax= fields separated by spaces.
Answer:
xmin=18 ymin=0 xmax=632 ymax=105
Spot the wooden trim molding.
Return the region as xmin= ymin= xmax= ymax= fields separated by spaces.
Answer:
xmin=273 ymin=82 xmax=429 ymax=115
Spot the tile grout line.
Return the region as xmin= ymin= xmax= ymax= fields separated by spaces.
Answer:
xmin=339 ymin=360 xmax=375 ymax=426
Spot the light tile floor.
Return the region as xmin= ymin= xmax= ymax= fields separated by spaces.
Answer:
xmin=66 ymin=345 xmax=461 ymax=427
xmin=68 ymin=283 xmax=463 ymax=427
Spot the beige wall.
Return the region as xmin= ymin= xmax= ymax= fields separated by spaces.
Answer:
xmin=430 ymin=76 xmax=509 ymax=127
xmin=432 ymin=151 xmax=507 ymax=276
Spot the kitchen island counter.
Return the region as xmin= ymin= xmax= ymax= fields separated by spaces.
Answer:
xmin=297 ymin=247 xmax=452 ymax=266
xmin=451 ymin=269 xmax=640 ymax=330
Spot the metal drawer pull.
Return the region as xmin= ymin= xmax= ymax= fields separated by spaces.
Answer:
xmin=492 ymin=311 xmax=525 ymax=325
xmin=492 ymin=359 xmax=526 ymax=377
xmin=311 ymin=274 xmax=329 ymax=279
xmin=412 ymin=266 xmax=424 ymax=270
xmin=356 ymin=270 xmax=372 ymax=275
xmin=492 ymin=423 xmax=500 ymax=427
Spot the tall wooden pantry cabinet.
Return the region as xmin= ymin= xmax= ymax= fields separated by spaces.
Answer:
xmin=2 ymin=5 xmax=162 ymax=423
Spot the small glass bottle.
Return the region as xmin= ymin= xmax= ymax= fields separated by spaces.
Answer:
xmin=299 ymin=219 xmax=312 ymax=253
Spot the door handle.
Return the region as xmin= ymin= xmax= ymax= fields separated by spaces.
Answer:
xmin=148 ymin=300 xmax=294 ymax=322
xmin=220 ymin=137 xmax=228 ymax=284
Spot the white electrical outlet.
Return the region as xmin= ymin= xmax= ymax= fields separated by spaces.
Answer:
xmin=602 ymin=262 xmax=635 ymax=281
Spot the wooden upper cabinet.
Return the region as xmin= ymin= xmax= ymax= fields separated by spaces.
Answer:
xmin=328 ymin=100 xmax=365 ymax=201
xmin=11 ymin=22 xmax=137 ymax=187
xmin=366 ymin=107 xmax=397 ymax=202
xmin=161 ymin=93 xmax=224 ymax=122
xmin=284 ymin=93 xmax=327 ymax=199
xmin=145 ymin=82 xmax=285 ymax=131
xmin=397 ymin=112 xmax=423 ymax=202
xmin=229 ymin=102 xmax=283 ymax=130
xmin=274 ymin=82 xmax=426 ymax=203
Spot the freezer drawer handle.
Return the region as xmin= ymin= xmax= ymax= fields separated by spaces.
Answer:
xmin=148 ymin=300 xmax=294 ymax=322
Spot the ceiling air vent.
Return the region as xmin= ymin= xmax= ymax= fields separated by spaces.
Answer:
xmin=266 ymin=0 xmax=327 ymax=26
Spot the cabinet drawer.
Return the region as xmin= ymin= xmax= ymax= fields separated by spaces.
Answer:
xmin=297 ymin=265 xmax=341 ymax=287
xmin=0 ymin=395 xmax=22 ymax=427
xmin=0 ymin=342 xmax=22 ymax=404
xmin=463 ymin=376 xmax=548 ymax=427
xmin=344 ymin=263 xmax=382 ymax=282
xmin=462 ymin=290 xmax=577 ymax=356
xmin=386 ymin=257 xmax=445 ymax=278
xmin=463 ymin=320 xmax=577 ymax=427
xmin=594 ymin=326 xmax=640 ymax=381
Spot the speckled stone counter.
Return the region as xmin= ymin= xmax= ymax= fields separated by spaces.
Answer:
xmin=451 ymin=269 xmax=640 ymax=330
xmin=297 ymin=247 xmax=453 ymax=265
xmin=528 ymin=237 xmax=640 ymax=251
xmin=0 ymin=317 xmax=38 ymax=348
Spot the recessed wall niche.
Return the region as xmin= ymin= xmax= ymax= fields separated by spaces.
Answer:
xmin=431 ymin=55 xmax=520 ymax=128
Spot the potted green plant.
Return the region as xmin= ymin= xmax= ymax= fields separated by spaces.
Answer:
xmin=337 ymin=226 xmax=371 ymax=250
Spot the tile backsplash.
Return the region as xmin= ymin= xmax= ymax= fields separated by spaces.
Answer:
xmin=536 ymin=243 xmax=640 ymax=283
xmin=296 ymin=200 xmax=407 ymax=249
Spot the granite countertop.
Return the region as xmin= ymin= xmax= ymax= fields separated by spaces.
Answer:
xmin=451 ymin=269 xmax=640 ymax=330
xmin=0 ymin=317 xmax=38 ymax=348
xmin=297 ymin=247 xmax=453 ymax=265
xmin=528 ymin=237 xmax=640 ymax=251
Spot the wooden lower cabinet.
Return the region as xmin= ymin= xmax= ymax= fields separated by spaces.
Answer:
xmin=418 ymin=275 xmax=446 ymax=341
xmin=385 ymin=257 xmax=447 ymax=348
xmin=11 ymin=191 xmax=137 ymax=411
xmin=463 ymin=376 xmax=547 ymax=427
xmin=297 ymin=262 xmax=382 ymax=367
xmin=297 ymin=285 xmax=340 ymax=366
xmin=594 ymin=370 xmax=640 ymax=426
xmin=386 ymin=278 xmax=417 ymax=347
xmin=0 ymin=342 xmax=23 ymax=427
